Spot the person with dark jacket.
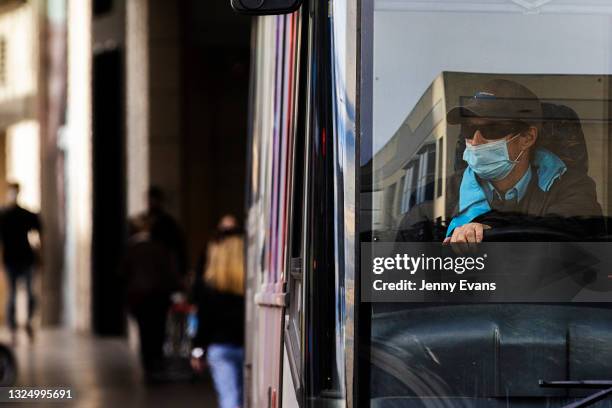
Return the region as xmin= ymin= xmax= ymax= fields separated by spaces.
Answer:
xmin=122 ymin=215 xmax=180 ymax=381
xmin=144 ymin=186 xmax=187 ymax=278
xmin=191 ymin=215 xmax=245 ymax=408
xmin=0 ymin=182 xmax=42 ymax=342
xmin=444 ymin=79 xmax=603 ymax=243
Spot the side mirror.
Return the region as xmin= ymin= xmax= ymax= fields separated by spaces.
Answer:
xmin=230 ymin=0 xmax=302 ymax=15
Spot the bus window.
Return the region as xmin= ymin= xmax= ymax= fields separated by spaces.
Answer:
xmin=361 ymin=1 xmax=612 ymax=406
xmin=374 ymin=73 xmax=609 ymax=243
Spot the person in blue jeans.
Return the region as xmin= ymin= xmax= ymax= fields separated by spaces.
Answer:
xmin=205 ymin=344 xmax=244 ymax=408
xmin=0 ymin=182 xmax=42 ymax=343
xmin=191 ymin=215 xmax=245 ymax=408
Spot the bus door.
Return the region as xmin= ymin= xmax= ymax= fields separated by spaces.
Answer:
xmin=245 ymin=10 xmax=302 ymax=408
xmin=242 ymin=1 xmax=358 ymax=406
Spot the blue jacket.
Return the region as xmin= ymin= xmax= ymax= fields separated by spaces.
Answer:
xmin=446 ymin=148 xmax=567 ymax=237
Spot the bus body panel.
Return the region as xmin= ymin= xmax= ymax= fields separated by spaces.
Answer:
xmin=246 ymin=10 xmax=302 ymax=408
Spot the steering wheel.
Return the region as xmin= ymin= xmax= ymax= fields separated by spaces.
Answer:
xmin=482 ymin=226 xmax=576 ymax=242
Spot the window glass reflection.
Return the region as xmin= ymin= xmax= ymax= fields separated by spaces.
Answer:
xmin=363 ymin=1 xmax=612 ymax=405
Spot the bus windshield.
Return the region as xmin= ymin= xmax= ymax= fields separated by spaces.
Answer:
xmin=361 ymin=1 xmax=612 ymax=406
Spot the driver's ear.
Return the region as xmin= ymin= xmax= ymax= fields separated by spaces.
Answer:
xmin=520 ymin=126 xmax=538 ymax=149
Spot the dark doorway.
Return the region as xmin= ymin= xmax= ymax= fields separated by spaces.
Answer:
xmin=93 ymin=0 xmax=113 ymax=16
xmin=92 ymin=48 xmax=126 ymax=335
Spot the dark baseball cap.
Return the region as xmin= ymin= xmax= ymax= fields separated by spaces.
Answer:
xmin=447 ymin=79 xmax=543 ymax=124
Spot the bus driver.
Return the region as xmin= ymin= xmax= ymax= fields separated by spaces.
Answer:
xmin=444 ymin=79 xmax=603 ymax=244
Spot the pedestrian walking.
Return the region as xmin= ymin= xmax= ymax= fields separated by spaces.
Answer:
xmin=0 ymin=182 xmax=42 ymax=343
xmin=191 ymin=215 xmax=245 ymax=408
xmin=122 ymin=215 xmax=180 ymax=382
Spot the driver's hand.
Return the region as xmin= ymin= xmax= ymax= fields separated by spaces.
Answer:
xmin=443 ymin=223 xmax=491 ymax=244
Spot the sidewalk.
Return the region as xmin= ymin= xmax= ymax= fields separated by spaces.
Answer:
xmin=1 ymin=328 xmax=217 ymax=407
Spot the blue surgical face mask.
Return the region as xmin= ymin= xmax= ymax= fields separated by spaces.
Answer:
xmin=463 ymin=134 xmax=524 ymax=181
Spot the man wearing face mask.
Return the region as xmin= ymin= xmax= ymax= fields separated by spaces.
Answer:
xmin=444 ymin=79 xmax=603 ymax=244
